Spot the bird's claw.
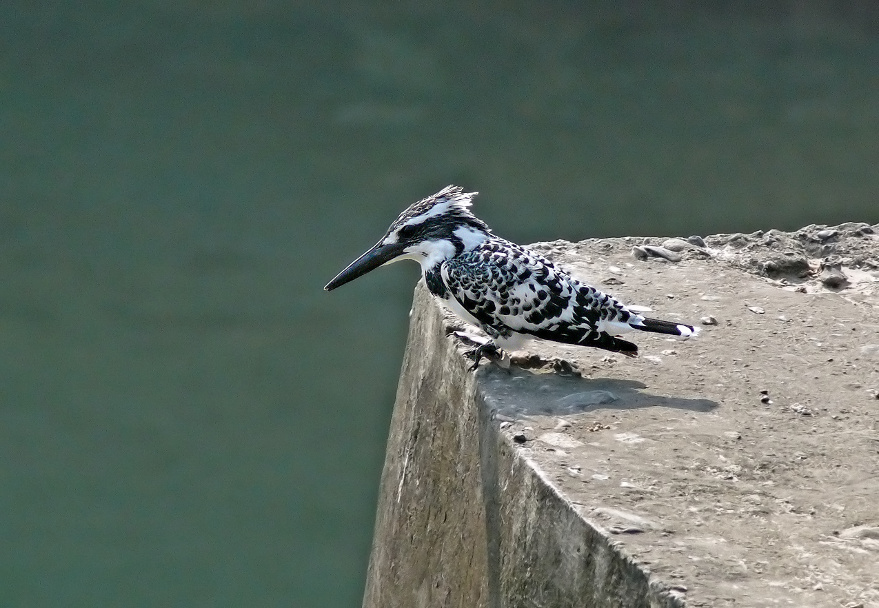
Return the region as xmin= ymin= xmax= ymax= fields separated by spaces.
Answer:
xmin=465 ymin=342 xmax=502 ymax=371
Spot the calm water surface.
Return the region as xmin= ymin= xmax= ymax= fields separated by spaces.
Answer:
xmin=1 ymin=2 xmax=877 ymax=606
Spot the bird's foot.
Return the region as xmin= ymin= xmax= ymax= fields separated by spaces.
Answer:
xmin=466 ymin=342 xmax=498 ymax=370
xmin=453 ymin=331 xmax=509 ymax=371
xmin=465 ymin=342 xmax=509 ymax=371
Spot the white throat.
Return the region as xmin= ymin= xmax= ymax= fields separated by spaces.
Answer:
xmin=392 ymin=226 xmax=490 ymax=272
xmin=404 ymin=239 xmax=458 ymax=271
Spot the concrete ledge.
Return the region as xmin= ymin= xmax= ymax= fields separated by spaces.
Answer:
xmin=363 ymin=225 xmax=879 ymax=608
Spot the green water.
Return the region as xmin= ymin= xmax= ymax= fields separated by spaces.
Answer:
xmin=1 ymin=2 xmax=877 ymax=606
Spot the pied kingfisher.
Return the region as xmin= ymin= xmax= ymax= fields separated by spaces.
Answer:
xmin=325 ymin=186 xmax=698 ymax=368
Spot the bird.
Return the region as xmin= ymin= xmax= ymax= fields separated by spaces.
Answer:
xmin=324 ymin=185 xmax=699 ymax=369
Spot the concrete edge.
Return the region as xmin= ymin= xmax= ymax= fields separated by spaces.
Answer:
xmin=362 ymin=281 xmax=685 ymax=608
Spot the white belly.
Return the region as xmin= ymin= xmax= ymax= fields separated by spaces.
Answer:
xmin=436 ymin=295 xmax=529 ymax=352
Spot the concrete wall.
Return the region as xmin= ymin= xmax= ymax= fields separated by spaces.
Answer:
xmin=362 ymin=283 xmax=681 ymax=608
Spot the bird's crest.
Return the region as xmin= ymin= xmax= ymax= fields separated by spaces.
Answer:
xmin=393 ymin=185 xmax=478 ymax=229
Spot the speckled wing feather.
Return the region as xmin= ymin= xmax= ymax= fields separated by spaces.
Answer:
xmin=439 ymin=238 xmax=640 ymax=354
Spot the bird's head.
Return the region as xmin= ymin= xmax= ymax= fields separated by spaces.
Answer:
xmin=324 ymin=185 xmax=491 ymax=291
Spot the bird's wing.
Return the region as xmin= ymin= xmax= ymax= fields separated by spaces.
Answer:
xmin=441 ymin=240 xmax=636 ymax=346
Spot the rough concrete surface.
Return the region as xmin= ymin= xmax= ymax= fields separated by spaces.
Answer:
xmin=363 ymin=223 xmax=879 ymax=608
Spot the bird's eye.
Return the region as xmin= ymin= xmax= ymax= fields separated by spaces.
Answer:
xmin=397 ymin=225 xmax=418 ymax=240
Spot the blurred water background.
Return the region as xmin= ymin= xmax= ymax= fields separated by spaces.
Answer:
xmin=1 ymin=1 xmax=877 ymax=606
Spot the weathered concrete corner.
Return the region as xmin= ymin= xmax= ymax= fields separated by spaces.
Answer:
xmin=361 ymin=284 xmax=490 ymax=607
xmin=363 ymin=225 xmax=879 ymax=608
xmin=362 ymin=281 xmax=682 ymax=608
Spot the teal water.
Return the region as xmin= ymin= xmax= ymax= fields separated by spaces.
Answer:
xmin=1 ymin=2 xmax=877 ymax=606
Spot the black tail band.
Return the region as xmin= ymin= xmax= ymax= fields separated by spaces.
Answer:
xmin=637 ymin=317 xmax=693 ymax=336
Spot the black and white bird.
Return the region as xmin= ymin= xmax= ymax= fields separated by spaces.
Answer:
xmin=325 ymin=186 xmax=698 ymax=368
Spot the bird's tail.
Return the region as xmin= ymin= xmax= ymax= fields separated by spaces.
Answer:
xmin=633 ymin=317 xmax=699 ymax=340
xmin=579 ymin=333 xmax=640 ymax=357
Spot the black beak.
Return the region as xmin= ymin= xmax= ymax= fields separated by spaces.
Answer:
xmin=324 ymin=241 xmax=406 ymax=291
